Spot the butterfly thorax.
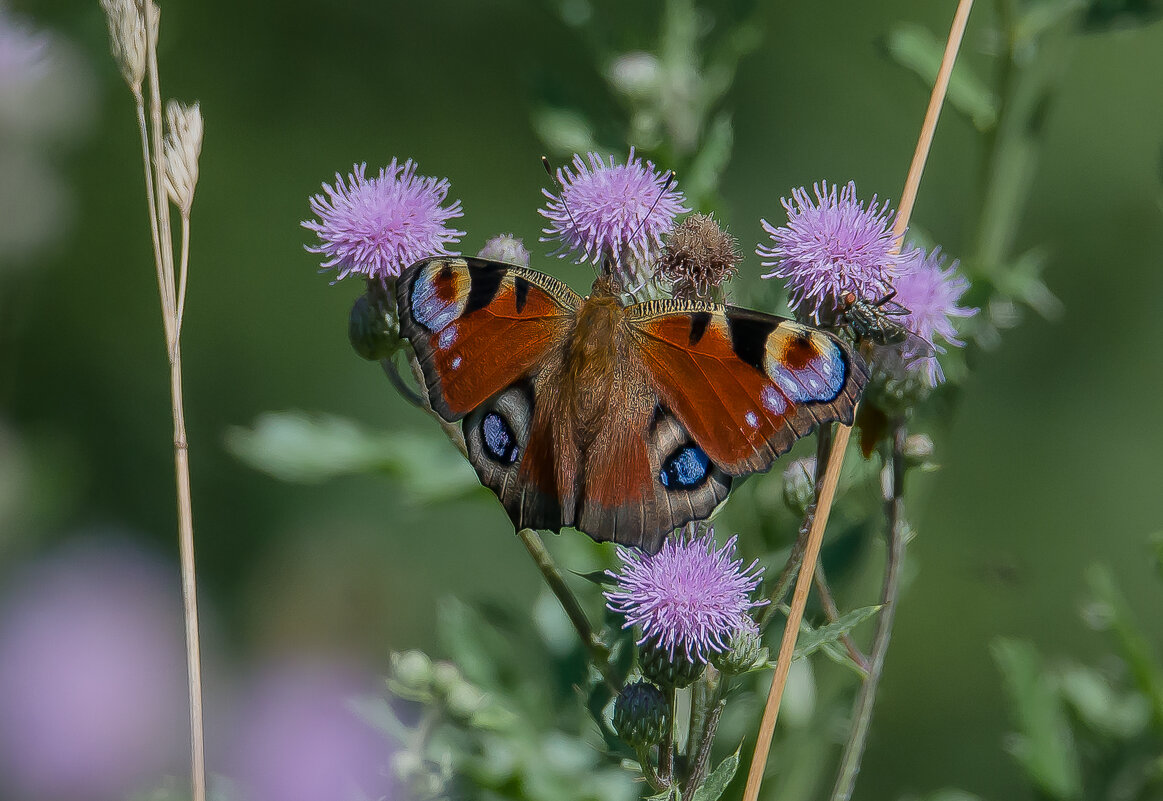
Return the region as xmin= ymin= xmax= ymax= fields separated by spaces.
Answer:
xmin=563 ymin=289 xmax=625 ymax=444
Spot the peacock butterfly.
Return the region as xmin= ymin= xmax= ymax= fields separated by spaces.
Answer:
xmin=396 ymin=256 xmax=869 ymax=553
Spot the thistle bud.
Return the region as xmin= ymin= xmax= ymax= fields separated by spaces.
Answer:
xmin=638 ymin=641 xmax=705 ymax=689
xmin=612 ymin=681 xmax=670 ymax=749
xmin=711 ymin=626 xmax=764 ymax=675
xmin=477 ymin=234 xmax=530 ymax=267
xmin=781 ymin=457 xmax=816 ymax=516
xmin=348 ymin=290 xmax=401 ymax=361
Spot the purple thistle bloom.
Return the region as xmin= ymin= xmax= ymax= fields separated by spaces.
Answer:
xmin=758 ymin=181 xmax=908 ymax=323
xmin=540 ymin=148 xmax=688 ymax=269
xmin=605 ymin=529 xmax=765 ymax=664
xmin=303 ymin=159 xmax=464 ymax=281
xmin=892 ymin=247 xmax=978 ymax=386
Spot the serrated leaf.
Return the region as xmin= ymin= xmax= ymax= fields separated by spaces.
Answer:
xmin=992 ymin=638 xmax=1082 ymax=800
xmin=794 ymin=605 xmax=881 ymax=664
xmin=572 ymin=569 xmax=613 ymax=586
xmin=225 ymin=411 xmax=479 ymax=502
xmin=883 ymin=22 xmax=998 ymax=131
xmin=691 ymin=745 xmax=740 ymax=801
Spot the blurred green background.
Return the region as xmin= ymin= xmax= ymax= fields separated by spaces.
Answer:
xmin=3 ymin=0 xmax=1163 ymax=799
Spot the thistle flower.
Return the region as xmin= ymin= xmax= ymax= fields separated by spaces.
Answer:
xmin=658 ymin=213 xmax=741 ymax=300
xmin=539 ymin=148 xmax=687 ymax=270
xmin=303 ymin=159 xmax=464 ymax=282
xmin=758 ymin=181 xmax=907 ymax=323
xmin=892 ymin=246 xmax=977 ymax=386
xmin=605 ymin=529 xmax=765 ymax=664
xmin=477 ymin=233 xmax=530 ymax=267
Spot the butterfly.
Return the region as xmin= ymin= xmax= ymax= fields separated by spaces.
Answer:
xmin=396 ymin=257 xmax=870 ymax=553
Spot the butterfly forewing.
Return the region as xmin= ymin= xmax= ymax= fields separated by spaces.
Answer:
xmin=397 ymin=257 xmax=581 ymax=420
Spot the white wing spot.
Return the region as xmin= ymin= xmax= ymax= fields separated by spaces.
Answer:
xmin=451 ymin=355 xmax=462 ymax=369
xmin=438 ymin=324 xmax=458 ymax=350
xmin=761 ymin=385 xmax=786 ymax=414
xmin=745 ymin=411 xmax=760 ymax=429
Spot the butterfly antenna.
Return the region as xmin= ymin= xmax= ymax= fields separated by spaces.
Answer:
xmin=628 ymin=169 xmax=677 ymax=250
xmin=542 ymin=155 xmax=590 ymax=262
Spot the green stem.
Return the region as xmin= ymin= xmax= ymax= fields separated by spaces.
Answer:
xmin=686 ymin=689 xmax=726 ymax=795
xmin=828 ymin=425 xmax=909 ymax=801
xmin=517 ymin=528 xmax=620 ymax=694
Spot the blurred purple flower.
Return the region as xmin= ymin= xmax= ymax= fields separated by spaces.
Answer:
xmin=540 ymin=148 xmax=687 ymax=269
xmin=758 ymin=181 xmax=907 ymax=322
xmin=892 ymin=246 xmax=977 ymax=386
xmin=303 ymin=159 xmax=464 ymax=281
xmin=0 ymin=539 xmax=185 ymax=801
xmin=605 ymin=529 xmax=765 ymax=664
xmin=230 ymin=661 xmax=388 ymax=801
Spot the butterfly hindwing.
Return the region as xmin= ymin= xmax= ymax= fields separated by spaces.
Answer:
xmin=626 ymin=301 xmax=869 ymax=476
xmin=396 ymin=257 xmax=581 ymax=420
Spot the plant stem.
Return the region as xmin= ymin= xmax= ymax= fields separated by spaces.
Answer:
xmin=382 ymin=355 xmax=424 ymax=408
xmin=636 ymin=746 xmax=669 ymax=793
xmin=757 ymin=512 xmax=810 ymax=629
xmin=517 ymin=528 xmax=620 ymax=694
xmin=829 ymin=425 xmax=908 ymax=801
xmin=740 ymin=2 xmax=974 ymax=799
xmin=686 ymin=689 xmax=726 ymax=795
xmin=170 ymin=343 xmax=205 ymax=801
xmin=814 ymin=561 xmax=869 ymax=673
xmin=177 ymin=214 xmax=190 ymax=333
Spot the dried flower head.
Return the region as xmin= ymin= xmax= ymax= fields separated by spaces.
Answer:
xmin=98 ymin=0 xmax=156 ymax=94
xmin=476 ymin=233 xmax=530 ymax=267
xmin=658 ymin=213 xmax=741 ymax=299
xmin=303 ymin=160 xmax=464 ymax=282
xmin=539 ymin=148 xmax=687 ymax=269
xmin=162 ymin=100 xmax=202 ymax=215
xmin=891 ymin=246 xmax=977 ymax=386
xmin=605 ymin=529 xmax=765 ymax=664
xmin=758 ymin=181 xmax=906 ymax=323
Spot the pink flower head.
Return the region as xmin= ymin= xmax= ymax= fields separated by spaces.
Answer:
xmin=758 ymin=181 xmax=908 ymax=322
xmin=303 ymin=159 xmax=464 ymax=281
xmin=605 ymin=529 xmax=765 ymax=664
xmin=539 ymin=148 xmax=688 ymax=269
xmin=893 ymin=246 xmax=977 ymax=386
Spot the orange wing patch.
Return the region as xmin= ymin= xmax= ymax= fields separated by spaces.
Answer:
xmin=397 ymin=257 xmax=581 ymax=420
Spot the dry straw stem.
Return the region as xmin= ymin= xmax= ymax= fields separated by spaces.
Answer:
xmin=741 ymin=1 xmax=975 ymax=799
xmin=103 ymin=0 xmax=207 ymax=798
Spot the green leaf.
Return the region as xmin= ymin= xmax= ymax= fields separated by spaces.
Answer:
xmin=571 ymin=569 xmax=612 ymax=586
xmin=532 ymin=106 xmax=598 ymax=156
xmin=1086 ymin=565 xmax=1163 ymax=729
xmin=794 ymin=605 xmax=881 ymax=663
xmin=646 ymin=788 xmax=680 ymax=801
xmin=1057 ymin=662 xmax=1150 ymax=739
xmin=691 ymin=745 xmax=741 ymax=801
xmin=883 ymin=22 xmax=998 ymax=131
xmin=225 ymin=411 xmax=479 ymax=502
xmin=991 ymin=638 xmax=1082 ymax=800
xmin=683 ymin=112 xmax=734 ymax=208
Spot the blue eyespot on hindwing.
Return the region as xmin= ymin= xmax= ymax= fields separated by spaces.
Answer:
xmin=659 ymin=445 xmax=711 ymax=489
xmin=481 ymin=412 xmax=519 ymax=465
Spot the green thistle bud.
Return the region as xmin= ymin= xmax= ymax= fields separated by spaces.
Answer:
xmin=613 ymin=681 xmax=670 ymax=749
xmin=391 ymin=650 xmax=433 ymax=693
xmin=711 ymin=626 xmax=764 ymax=675
xmin=781 ymin=458 xmax=816 ymax=516
xmin=639 ymin=641 xmax=705 ymax=688
xmin=348 ymin=289 xmax=401 ymax=361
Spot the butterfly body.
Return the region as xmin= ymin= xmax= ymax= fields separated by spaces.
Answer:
xmin=397 ymin=257 xmax=869 ymax=553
